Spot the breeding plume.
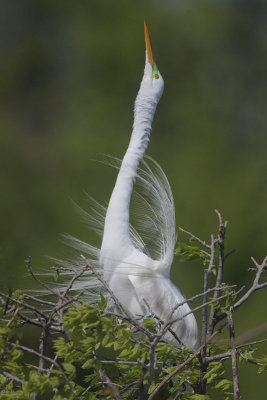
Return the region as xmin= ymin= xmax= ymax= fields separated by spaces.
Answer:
xmin=64 ymin=23 xmax=199 ymax=350
xmin=99 ymin=23 xmax=199 ymax=350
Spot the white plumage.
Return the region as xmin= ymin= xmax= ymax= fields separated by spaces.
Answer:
xmin=58 ymin=23 xmax=199 ymax=351
xmin=99 ymin=23 xmax=199 ymax=350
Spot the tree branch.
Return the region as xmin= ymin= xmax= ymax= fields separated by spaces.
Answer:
xmin=227 ymin=308 xmax=240 ymax=400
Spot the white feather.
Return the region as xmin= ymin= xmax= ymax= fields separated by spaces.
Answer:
xmin=48 ymin=41 xmax=199 ymax=350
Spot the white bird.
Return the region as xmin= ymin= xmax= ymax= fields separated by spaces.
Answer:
xmin=57 ymin=22 xmax=198 ymax=351
xmin=97 ymin=22 xmax=199 ymax=350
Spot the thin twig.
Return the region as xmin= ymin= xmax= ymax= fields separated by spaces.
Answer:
xmin=0 ymin=368 xmax=23 ymax=384
xmin=26 ymin=257 xmax=58 ymax=296
xmin=233 ymin=256 xmax=267 ymax=311
xmin=178 ymin=227 xmax=211 ymax=249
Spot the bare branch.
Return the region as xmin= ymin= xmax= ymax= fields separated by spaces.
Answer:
xmin=207 ymin=210 xmax=228 ymax=335
xmin=202 ymin=235 xmax=216 ymax=345
xmin=0 ymin=368 xmax=22 ymax=384
xmin=227 ymin=308 xmax=240 ymax=400
xmin=23 ymin=294 xmax=56 ymax=307
xmin=233 ymin=256 xmax=267 ymax=311
xmin=178 ymin=227 xmax=211 ymax=249
xmin=25 ymin=257 xmax=58 ymax=296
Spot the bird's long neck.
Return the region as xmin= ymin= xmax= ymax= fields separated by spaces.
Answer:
xmin=101 ymin=90 xmax=158 ymax=254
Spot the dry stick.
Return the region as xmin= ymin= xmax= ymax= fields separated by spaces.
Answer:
xmin=227 ymin=308 xmax=240 ymax=400
xmin=214 ymin=256 xmax=267 ymax=326
xmin=236 ymin=338 xmax=267 ymax=349
xmin=178 ymin=227 xmax=212 ymax=249
xmin=26 ymin=257 xmax=58 ymax=296
xmin=239 ymin=352 xmax=262 ymax=367
xmin=6 ymin=308 xmax=19 ymax=328
xmin=179 ymin=335 xmax=267 ymax=364
xmin=0 ymin=368 xmax=23 ymax=384
xmin=202 ymin=234 xmax=216 ymax=348
xmin=207 ymin=210 xmax=227 ymax=336
xmin=0 ymin=291 xmax=48 ymax=321
xmin=61 ymin=264 xmax=89 ymax=299
xmin=233 ymin=256 xmax=267 ymax=311
xmin=200 ymin=234 xmax=216 ymax=393
xmin=119 ymin=380 xmax=140 ymax=395
xmin=24 ymin=294 xmax=56 ymax=307
xmin=14 ymin=310 xmax=62 ymax=332
xmin=147 ymin=321 xmax=228 ymax=400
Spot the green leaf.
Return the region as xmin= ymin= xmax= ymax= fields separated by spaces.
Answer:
xmin=215 ymin=379 xmax=232 ymax=391
xmin=62 ymin=363 xmax=75 ymax=374
xmin=82 ymin=359 xmax=94 ymax=369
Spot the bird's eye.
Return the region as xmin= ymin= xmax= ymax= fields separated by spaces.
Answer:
xmin=155 ymin=74 xmax=159 ymax=79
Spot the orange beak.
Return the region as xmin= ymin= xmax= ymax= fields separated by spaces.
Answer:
xmin=144 ymin=21 xmax=154 ymax=65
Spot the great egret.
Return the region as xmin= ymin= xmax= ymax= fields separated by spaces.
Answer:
xmin=60 ymin=22 xmax=199 ymax=351
xmin=98 ymin=22 xmax=199 ymax=350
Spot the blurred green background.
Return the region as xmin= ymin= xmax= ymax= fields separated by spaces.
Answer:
xmin=0 ymin=0 xmax=266 ymax=397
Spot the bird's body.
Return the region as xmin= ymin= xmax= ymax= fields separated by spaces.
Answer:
xmin=99 ymin=23 xmax=199 ymax=350
xmin=55 ymin=23 xmax=199 ymax=351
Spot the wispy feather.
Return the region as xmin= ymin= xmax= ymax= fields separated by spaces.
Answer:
xmin=48 ymin=156 xmax=177 ymax=302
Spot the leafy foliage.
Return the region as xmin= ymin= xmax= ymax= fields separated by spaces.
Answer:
xmin=0 ymin=215 xmax=266 ymax=399
xmin=0 ymin=297 xmax=228 ymax=399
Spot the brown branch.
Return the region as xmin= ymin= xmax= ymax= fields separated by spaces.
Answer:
xmin=0 ymin=368 xmax=22 ymax=384
xmin=239 ymin=352 xmax=262 ymax=367
xmin=199 ymin=233 xmax=216 ymax=393
xmin=23 ymin=294 xmax=56 ymax=307
xmin=236 ymin=338 xmax=267 ymax=349
xmin=0 ymin=291 xmax=48 ymax=321
xmin=178 ymin=227 xmax=212 ymax=249
xmin=227 ymin=308 xmax=240 ymax=400
xmin=25 ymin=257 xmax=58 ymax=296
xmin=232 ymin=256 xmax=267 ymax=312
xmin=207 ymin=210 xmax=228 ymax=336
xmin=202 ymin=234 xmax=216 ymax=345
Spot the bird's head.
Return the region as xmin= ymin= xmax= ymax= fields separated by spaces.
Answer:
xmin=141 ymin=21 xmax=164 ymax=103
